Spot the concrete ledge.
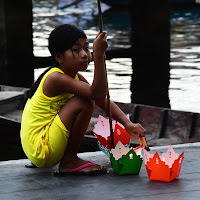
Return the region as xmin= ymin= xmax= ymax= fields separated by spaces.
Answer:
xmin=0 ymin=143 xmax=200 ymax=200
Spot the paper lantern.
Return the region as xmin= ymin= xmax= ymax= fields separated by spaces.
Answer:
xmin=110 ymin=141 xmax=143 ymax=175
xmin=143 ymin=146 xmax=184 ymax=182
xmin=92 ymin=115 xmax=131 ymax=155
xmin=93 ymin=115 xmax=145 ymax=175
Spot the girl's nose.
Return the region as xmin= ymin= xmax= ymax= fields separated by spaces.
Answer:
xmin=80 ymin=49 xmax=88 ymax=58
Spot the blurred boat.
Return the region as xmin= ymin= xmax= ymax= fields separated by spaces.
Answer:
xmin=1 ymin=84 xmax=200 ymax=161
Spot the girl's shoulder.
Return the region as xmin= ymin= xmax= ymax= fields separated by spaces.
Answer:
xmin=47 ymin=67 xmax=65 ymax=75
xmin=41 ymin=68 xmax=81 ymax=97
xmin=47 ymin=67 xmax=79 ymax=81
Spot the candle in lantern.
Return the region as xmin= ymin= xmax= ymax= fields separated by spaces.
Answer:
xmin=129 ymin=153 xmax=133 ymax=159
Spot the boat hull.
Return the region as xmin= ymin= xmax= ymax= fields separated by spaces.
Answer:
xmin=1 ymin=85 xmax=200 ymax=161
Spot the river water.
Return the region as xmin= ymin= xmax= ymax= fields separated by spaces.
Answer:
xmin=33 ymin=0 xmax=200 ymax=113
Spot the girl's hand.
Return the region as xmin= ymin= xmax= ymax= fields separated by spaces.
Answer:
xmin=125 ymin=122 xmax=146 ymax=141
xmin=93 ymin=31 xmax=108 ymax=57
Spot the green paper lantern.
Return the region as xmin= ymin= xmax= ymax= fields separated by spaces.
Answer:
xmin=110 ymin=148 xmax=143 ymax=175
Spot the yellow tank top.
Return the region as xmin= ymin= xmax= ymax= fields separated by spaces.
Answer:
xmin=20 ymin=67 xmax=79 ymax=167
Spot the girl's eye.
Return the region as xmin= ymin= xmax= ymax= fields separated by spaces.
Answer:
xmin=85 ymin=47 xmax=89 ymax=51
xmin=72 ymin=48 xmax=79 ymax=52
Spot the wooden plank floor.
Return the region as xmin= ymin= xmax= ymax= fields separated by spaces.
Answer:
xmin=0 ymin=143 xmax=200 ymax=200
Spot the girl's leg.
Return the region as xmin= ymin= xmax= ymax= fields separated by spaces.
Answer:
xmin=58 ymin=96 xmax=103 ymax=173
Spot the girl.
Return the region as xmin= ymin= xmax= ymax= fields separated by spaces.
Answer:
xmin=20 ymin=24 xmax=146 ymax=175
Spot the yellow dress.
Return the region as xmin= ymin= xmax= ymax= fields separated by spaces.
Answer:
xmin=20 ymin=67 xmax=79 ymax=167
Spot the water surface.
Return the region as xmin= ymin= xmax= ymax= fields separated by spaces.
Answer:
xmin=33 ymin=0 xmax=200 ymax=113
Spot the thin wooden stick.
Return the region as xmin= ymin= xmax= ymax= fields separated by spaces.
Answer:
xmin=97 ymin=0 xmax=103 ymax=32
xmin=97 ymin=0 xmax=114 ymax=148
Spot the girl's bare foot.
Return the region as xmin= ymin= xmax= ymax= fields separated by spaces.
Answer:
xmin=59 ymin=157 xmax=104 ymax=173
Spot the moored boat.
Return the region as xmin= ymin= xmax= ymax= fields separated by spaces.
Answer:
xmin=0 ymin=85 xmax=200 ymax=161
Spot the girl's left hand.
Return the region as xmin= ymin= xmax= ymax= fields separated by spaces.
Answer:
xmin=93 ymin=31 xmax=108 ymax=56
xmin=125 ymin=122 xmax=146 ymax=140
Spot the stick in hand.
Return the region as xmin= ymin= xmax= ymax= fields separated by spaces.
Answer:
xmin=97 ymin=0 xmax=114 ymax=148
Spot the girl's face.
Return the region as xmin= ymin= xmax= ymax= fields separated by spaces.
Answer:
xmin=56 ymin=38 xmax=92 ymax=77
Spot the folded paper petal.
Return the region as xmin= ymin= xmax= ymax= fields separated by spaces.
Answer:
xmin=160 ymin=146 xmax=179 ymax=168
xmin=110 ymin=141 xmax=130 ymax=160
xmin=143 ymin=149 xmax=154 ymax=164
xmin=93 ymin=115 xmax=113 ymax=139
xmin=170 ymin=152 xmax=184 ymax=181
xmin=113 ymin=124 xmax=131 ymax=147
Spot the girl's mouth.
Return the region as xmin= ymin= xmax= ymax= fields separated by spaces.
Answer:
xmin=81 ymin=61 xmax=89 ymax=65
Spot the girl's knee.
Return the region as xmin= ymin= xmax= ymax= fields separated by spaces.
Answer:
xmin=80 ymin=98 xmax=95 ymax=113
xmin=70 ymin=96 xmax=94 ymax=113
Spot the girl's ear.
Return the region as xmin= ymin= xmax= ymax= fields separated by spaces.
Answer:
xmin=54 ymin=53 xmax=63 ymax=64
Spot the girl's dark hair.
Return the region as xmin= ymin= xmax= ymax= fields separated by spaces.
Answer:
xmin=28 ymin=65 xmax=56 ymax=98
xmin=28 ymin=24 xmax=87 ymax=98
xmin=48 ymin=24 xmax=87 ymax=56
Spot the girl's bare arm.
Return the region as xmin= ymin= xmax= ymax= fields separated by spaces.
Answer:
xmin=90 ymin=31 xmax=108 ymax=100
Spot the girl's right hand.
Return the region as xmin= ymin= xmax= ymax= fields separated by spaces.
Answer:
xmin=125 ymin=122 xmax=146 ymax=141
xmin=93 ymin=31 xmax=108 ymax=57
